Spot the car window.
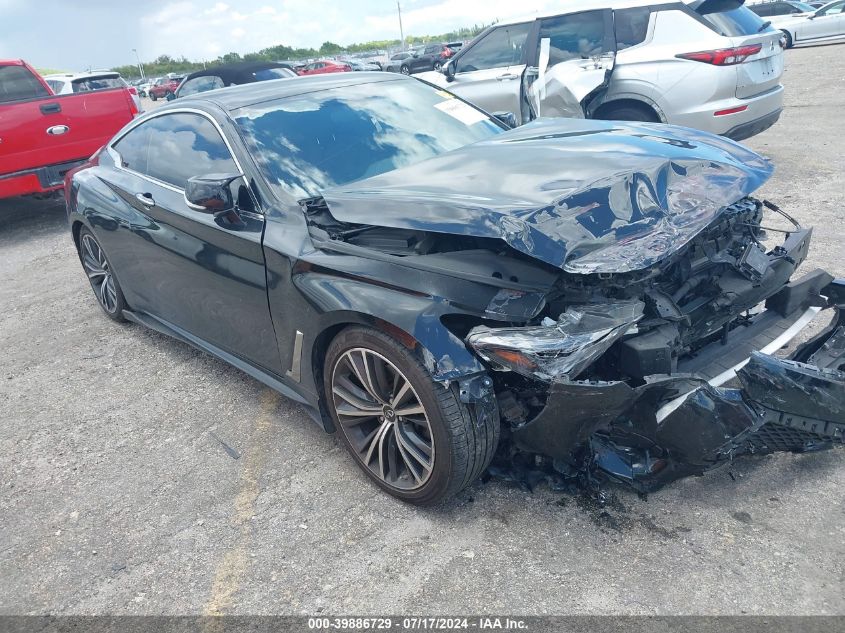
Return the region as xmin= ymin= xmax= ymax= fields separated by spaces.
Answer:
xmin=72 ymin=76 xmax=123 ymax=92
xmin=540 ymin=11 xmax=609 ymax=65
xmin=45 ymin=79 xmax=65 ymax=93
xmin=114 ymin=113 xmax=238 ymax=189
xmin=694 ymin=0 xmax=768 ymax=36
xmin=615 ymin=7 xmax=652 ymax=49
xmin=234 ymin=79 xmax=503 ymax=199
xmin=179 ymin=75 xmax=225 ymax=96
xmin=749 ymin=3 xmax=774 ymax=16
xmin=456 ymin=23 xmax=531 ymax=72
xmin=818 ymin=1 xmax=845 ymax=14
xmin=253 ymin=67 xmax=296 ymax=80
xmin=0 ymin=65 xmax=50 ymax=102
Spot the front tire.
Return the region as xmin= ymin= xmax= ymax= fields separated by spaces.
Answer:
xmin=77 ymin=227 xmax=127 ymax=322
xmin=324 ymin=327 xmax=499 ymax=505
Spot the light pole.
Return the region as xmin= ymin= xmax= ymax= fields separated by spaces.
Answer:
xmin=132 ymin=48 xmax=145 ymax=79
xmin=397 ymin=2 xmax=405 ymax=50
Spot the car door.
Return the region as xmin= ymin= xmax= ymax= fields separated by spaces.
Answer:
xmin=445 ymin=22 xmax=533 ymax=123
xmin=795 ymin=0 xmax=845 ymax=40
xmin=524 ymin=10 xmax=615 ymax=120
xmin=105 ymin=111 xmax=282 ymax=374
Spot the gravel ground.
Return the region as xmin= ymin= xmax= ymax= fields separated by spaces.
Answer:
xmin=1 ymin=46 xmax=844 ymax=616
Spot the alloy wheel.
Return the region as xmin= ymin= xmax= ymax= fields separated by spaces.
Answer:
xmin=401 ymin=66 xmax=410 ymax=75
xmin=331 ymin=348 xmax=435 ymax=491
xmin=80 ymin=234 xmax=118 ymax=314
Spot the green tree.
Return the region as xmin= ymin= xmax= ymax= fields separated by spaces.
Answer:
xmin=319 ymin=41 xmax=343 ymax=56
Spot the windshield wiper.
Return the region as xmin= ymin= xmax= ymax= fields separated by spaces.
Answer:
xmin=758 ymin=20 xmax=772 ymax=32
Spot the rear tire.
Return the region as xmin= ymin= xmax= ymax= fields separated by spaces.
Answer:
xmin=324 ymin=326 xmax=499 ymax=506
xmin=400 ymin=65 xmax=410 ymax=75
xmin=781 ymin=30 xmax=793 ymax=49
xmin=150 ymin=93 xmax=157 ymax=101
xmin=77 ymin=227 xmax=127 ymax=322
xmin=434 ymin=61 xmax=443 ymax=71
xmin=595 ymin=102 xmax=660 ymax=123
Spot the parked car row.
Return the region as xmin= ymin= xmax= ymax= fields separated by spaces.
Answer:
xmin=384 ymin=42 xmax=460 ymax=74
xmin=768 ymin=0 xmax=845 ymax=47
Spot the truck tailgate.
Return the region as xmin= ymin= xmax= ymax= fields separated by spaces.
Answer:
xmin=0 ymin=89 xmax=134 ymax=177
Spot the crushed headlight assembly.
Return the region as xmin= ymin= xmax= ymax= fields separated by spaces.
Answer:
xmin=466 ymin=300 xmax=644 ymax=380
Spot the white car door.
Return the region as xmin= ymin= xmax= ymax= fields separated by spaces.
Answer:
xmin=441 ymin=22 xmax=533 ymax=122
xmin=795 ymin=0 xmax=845 ymax=41
xmin=525 ymin=10 xmax=615 ymax=120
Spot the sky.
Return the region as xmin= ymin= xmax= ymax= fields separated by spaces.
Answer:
xmin=0 ymin=0 xmax=562 ymax=70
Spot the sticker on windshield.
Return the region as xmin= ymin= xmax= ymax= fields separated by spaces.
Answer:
xmin=434 ymin=99 xmax=488 ymax=125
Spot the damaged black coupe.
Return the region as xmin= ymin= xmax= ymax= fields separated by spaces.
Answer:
xmin=65 ymin=73 xmax=845 ymax=505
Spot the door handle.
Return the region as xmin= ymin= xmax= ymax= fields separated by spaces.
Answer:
xmin=40 ymin=102 xmax=62 ymax=115
xmin=135 ymin=192 xmax=155 ymax=207
xmin=496 ymin=73 xmax=519 ymax=81
xmin=46 ymin=125 xmax=69 ymax=136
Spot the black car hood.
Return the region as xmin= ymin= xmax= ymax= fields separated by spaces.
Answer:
xmin=320 ymin=118 xmax=773 ymax=274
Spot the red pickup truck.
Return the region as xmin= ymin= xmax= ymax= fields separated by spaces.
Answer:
xmin=0 ymin=59 xmax=138 ymax=200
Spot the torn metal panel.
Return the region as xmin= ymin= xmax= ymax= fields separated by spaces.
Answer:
xmin=509 ymin=310 xmax=845 ymax=492
xmin=524 ymin=49 xmax=615 ymax=120
xmin=319 ymin=118 xmax=773 ymax=274
xmin=466 ymin=300 xmax=644 ymax=380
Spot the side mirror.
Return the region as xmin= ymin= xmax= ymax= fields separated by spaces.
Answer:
xmin=444 ymin=60 xmax=456 ymax=82
xmin=184 ymin=174 xmax=241 ymax=216
xmin=492 ymin=111 xmax=517 ymax=129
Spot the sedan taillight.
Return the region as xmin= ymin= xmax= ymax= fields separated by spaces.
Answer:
xmin=676 ymin=44 xmax=762 ymax=66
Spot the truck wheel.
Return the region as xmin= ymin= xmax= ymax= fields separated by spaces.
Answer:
xmin=324 ymin=326 xmax=499 ymax=506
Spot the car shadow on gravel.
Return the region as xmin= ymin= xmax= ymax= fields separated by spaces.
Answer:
xmin=0 ymin=194 xmax=67 ymax=243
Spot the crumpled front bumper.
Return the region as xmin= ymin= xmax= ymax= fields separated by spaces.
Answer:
xmin=510 ymin=277 xmax=845 ymax=492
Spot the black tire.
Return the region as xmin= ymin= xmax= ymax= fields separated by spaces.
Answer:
xmin=150 ymin=92 xmax=157 ymax=101
xmin=781 ymin=30 xmax=793 ymax=49
xmin=324 ymin=326 xmax=499 ymax=506
xmin=596 ymin=102 xmax=660 ymax=123
xmin=400 ymin=65 xmax=410 ymax=75
xmin=434 ymin=61 xmax=443 ymax=71
xmin=77 ymin=227 xmax=128 ymax=322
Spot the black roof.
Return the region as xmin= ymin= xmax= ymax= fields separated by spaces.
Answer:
xmin=174 ymin=72 xmax=409 ymax=112
xmin=181 ymin=61 xmax=295 ymax=86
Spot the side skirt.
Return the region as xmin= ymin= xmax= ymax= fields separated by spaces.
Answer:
xmin=122 ymin=309 xmax=327 ymax=429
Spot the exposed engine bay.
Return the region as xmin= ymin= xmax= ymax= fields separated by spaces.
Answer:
xmin=302 ymin=118 xmax=845 ymax=494
xmin=305 ymin=192 xmax=844 ymax=493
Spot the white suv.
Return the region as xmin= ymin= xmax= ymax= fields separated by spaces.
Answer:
xmin=419 ymin=0 xmax=785 ymax=141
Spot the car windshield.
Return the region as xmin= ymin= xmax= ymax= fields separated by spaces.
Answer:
xmin=792 ymin=1 xmax=816 ymax=10
xmin=695 ymin=0 xmax=768 ymax=35
xmin=253 ymin=67 xmax=297 ymax=80
xmin=72 ymin=76 xmax=122 ymax=92
xmin=234 ymin=78 xmax=503 ymax=199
